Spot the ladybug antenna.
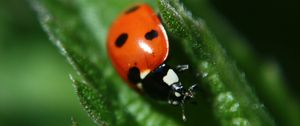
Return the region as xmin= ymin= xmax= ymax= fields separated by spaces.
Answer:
xmin=181 ymin=96 xmax=187 ymax=121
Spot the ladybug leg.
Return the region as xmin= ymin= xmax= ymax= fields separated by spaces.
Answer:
xmin=188 ymin=84 xmax=197 ymax=94
xmin=175 ymin=64 xmax=189 ymax=72
xmin=168 ymin=82 xmax=188 ymax=121
xmin=186 ymin=84 xmax=198 ymax=98
xmin=185 ymin=84 xmax=198 ymax=104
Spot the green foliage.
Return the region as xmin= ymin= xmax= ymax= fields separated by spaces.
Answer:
xmin=32 ymin=0 xmax=300 ymax=126
xmin=33 ymin=0 xmax=181 ymax=125
xmin=71 ymin=117 xmax=79 ymax=126
xmin=181 ymin=1 xmax=300 ymax=126
xmin=159 ymin=0 xmax=276 ymax=125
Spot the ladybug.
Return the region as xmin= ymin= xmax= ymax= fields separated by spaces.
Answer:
xmin=107 ymin=4 xmax=197 ymax=120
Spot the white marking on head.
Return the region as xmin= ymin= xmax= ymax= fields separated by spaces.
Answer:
xmin=175 ymin=92 xmax=181 ymax=97
xmin=163 ymin=69 xmax=179 ymax=85
xmin=172 ymin=101 xmax=179 ymax=105
xmin=137 ymin=83 xmax=143 ymax=90
xmin=140 ymin=69 xmax=150 ymax=79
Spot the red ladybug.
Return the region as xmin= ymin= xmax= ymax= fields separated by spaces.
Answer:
xmin=107 ymin=4 xmax=197 ymax=120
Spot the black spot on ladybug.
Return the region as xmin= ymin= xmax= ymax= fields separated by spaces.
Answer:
xmin=128 ymin=67 xmax=141 ymax=84
xmin=145 ymin=30 xmax=158 ymax=40
xmin=125 ymin=5 xmax=140 ymax=14
xmin=115 ymin=33 xmax=128 ymax=47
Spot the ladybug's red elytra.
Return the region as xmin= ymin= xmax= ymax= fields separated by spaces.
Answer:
xmin=107 ymin=4 xmax=197 ymax=121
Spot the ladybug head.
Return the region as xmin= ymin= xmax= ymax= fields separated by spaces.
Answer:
xmin=168 ymin=83 xmax=198 ymax=121
xmin=168 ymin=83 xmax=197 ymax=104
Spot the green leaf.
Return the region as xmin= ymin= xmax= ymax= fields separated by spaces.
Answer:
xmin=181 ymin=1 xmax=300 ymax=126
xmin=32 ymin=0 xmax=299 ymax=125
xmin=31 ymin=1 xmax=130 ymax=125
xmin=71 ymin=117 xmax=79 ymax=126
xmin=158 ymin=0 xmax=276 ymax=125
xmin=71 ymin=77 xmax=132 ymax=125
xmin=32 ymin=0 xmax=184 ymax=125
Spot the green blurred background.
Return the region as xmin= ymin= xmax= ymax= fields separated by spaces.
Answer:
xmin=0 ymin=0 xmax=93 ymax=126
xmin=211 ymin=0 xmax=300 ymax=98
xmin=0 ymin=0 xmax=299 ymax=126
